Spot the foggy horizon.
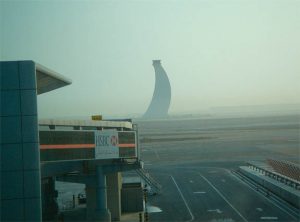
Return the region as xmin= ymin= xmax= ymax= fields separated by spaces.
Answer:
xmin=36 ymin=103 xmax=300 ymax=120
xmin=1 ymin=0 xmax=299 ymax=118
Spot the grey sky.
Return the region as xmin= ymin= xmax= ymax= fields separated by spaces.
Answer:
xmin=1 ymin=0 xmax=299 ymax=118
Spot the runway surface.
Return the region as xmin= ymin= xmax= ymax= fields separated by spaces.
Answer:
xmin=137 ymin=115 xmax=299 ymax=221
xmin=146 ymin=164 xmax=298 ymax=222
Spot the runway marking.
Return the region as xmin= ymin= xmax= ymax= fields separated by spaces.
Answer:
xmin=260 ymin=216 xmax=278 ymax=220
xmin=190 ymin=180 xmax=194 ymax=183
xmin=193 ymin=191 xmax=206 ymax=194
xmin=171 ymin=175 xmax=195 ymax=222
xmin=147 ymin=205 xmax=162 ymax=213
xmin=208 ymin=209 xmax=222 ymax=214
xmin=143 ymin=161 xmax=152 ymax=166
xmin=256 ymin=208 xmax=263 ymax=212
xmin=199 ymin=174 xmax=248 ymax=222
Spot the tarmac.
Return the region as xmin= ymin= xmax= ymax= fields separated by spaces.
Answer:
xmin=59 ymin=207 xmax=141 ymax=222
xmin=138 ymin=115 xmax=299 ymax=221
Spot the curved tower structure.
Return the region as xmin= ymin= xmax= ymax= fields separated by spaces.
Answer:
xmin=143 ymin=60 xmax=171 ymax=119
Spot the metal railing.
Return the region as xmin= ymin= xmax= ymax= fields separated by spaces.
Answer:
xmin=267 ymin=159 xmax=300 ymax=182
xmin=247 ymin=161 xmax=300 ymax=190
xmin=136 ymin=168 xmax=162 ymax=194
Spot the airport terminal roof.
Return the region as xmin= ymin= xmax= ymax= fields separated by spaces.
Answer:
xmin=36 ymin=63 xmax=72 ymax=95
xmin=38 ymin=119 xmax=133 ymax=129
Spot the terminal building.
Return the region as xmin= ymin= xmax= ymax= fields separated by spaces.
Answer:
xmin=1 ymin=61 xmax=149 ymax=221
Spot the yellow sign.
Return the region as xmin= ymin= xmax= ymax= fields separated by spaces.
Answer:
xmin=91 ymin=115 xmax=102 ymax=121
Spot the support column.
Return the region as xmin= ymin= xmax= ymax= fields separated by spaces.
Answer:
xmin=41 ymin=177 xmax=58 ymax=220
xmin=107 ymin=172 xmax=122 ymax=221
xmin=86 ymin=166 xmax=111 ymax=221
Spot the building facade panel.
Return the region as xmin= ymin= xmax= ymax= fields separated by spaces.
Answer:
xmin=0 ymin=61 xmax=20 ymax=90
xmin=1 ymin=61 xmax=42 ymax=221
xmin=1 ymin=143 xmax=23 ymax=171
xmin=0 ymin=90 xmax=21 ymax=116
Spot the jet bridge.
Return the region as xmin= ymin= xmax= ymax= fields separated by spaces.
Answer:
xmin=39 ymin=119 xmax=142 ymax=221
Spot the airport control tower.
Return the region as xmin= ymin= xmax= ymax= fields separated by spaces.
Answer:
xmin=143 ymin=60 xmax=171 ymax=119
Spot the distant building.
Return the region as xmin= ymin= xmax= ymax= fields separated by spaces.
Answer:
xmin=143 ymin=60 xmax=171 ymax=119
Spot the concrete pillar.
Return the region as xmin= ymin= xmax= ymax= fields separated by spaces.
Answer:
xmin=86 ymin=185 xmax=97 ymax=220
xmin=41 ymin=177 xmax=58 ymax=220
xmin=107 ymin=172 xmax=122 ymax=221
xmin=86 ymin=166 xmax=111 ymax=221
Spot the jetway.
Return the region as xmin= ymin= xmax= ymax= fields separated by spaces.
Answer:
xmin=39 ymin=120 xmax=142 ymax=221
xmin=39 ymin=130 xmax=138 ymax=161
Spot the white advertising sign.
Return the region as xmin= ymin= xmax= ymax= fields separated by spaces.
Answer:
xmin=95 ymin=130 xmax=119 ymax=159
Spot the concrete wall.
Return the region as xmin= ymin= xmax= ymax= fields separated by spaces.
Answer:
xmin=239 ymin=166 xmax=300 ymax=208
xmin=121 ymin=183 xmax=144 ymax=213
xmin=1 ymin=61 xmax=42 ymax=221
xmin=107 ymin=172 xmax=122 ymax=221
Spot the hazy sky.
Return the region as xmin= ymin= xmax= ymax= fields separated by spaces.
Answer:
xmin=1 ymin=0 xmax=299 ymax=118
